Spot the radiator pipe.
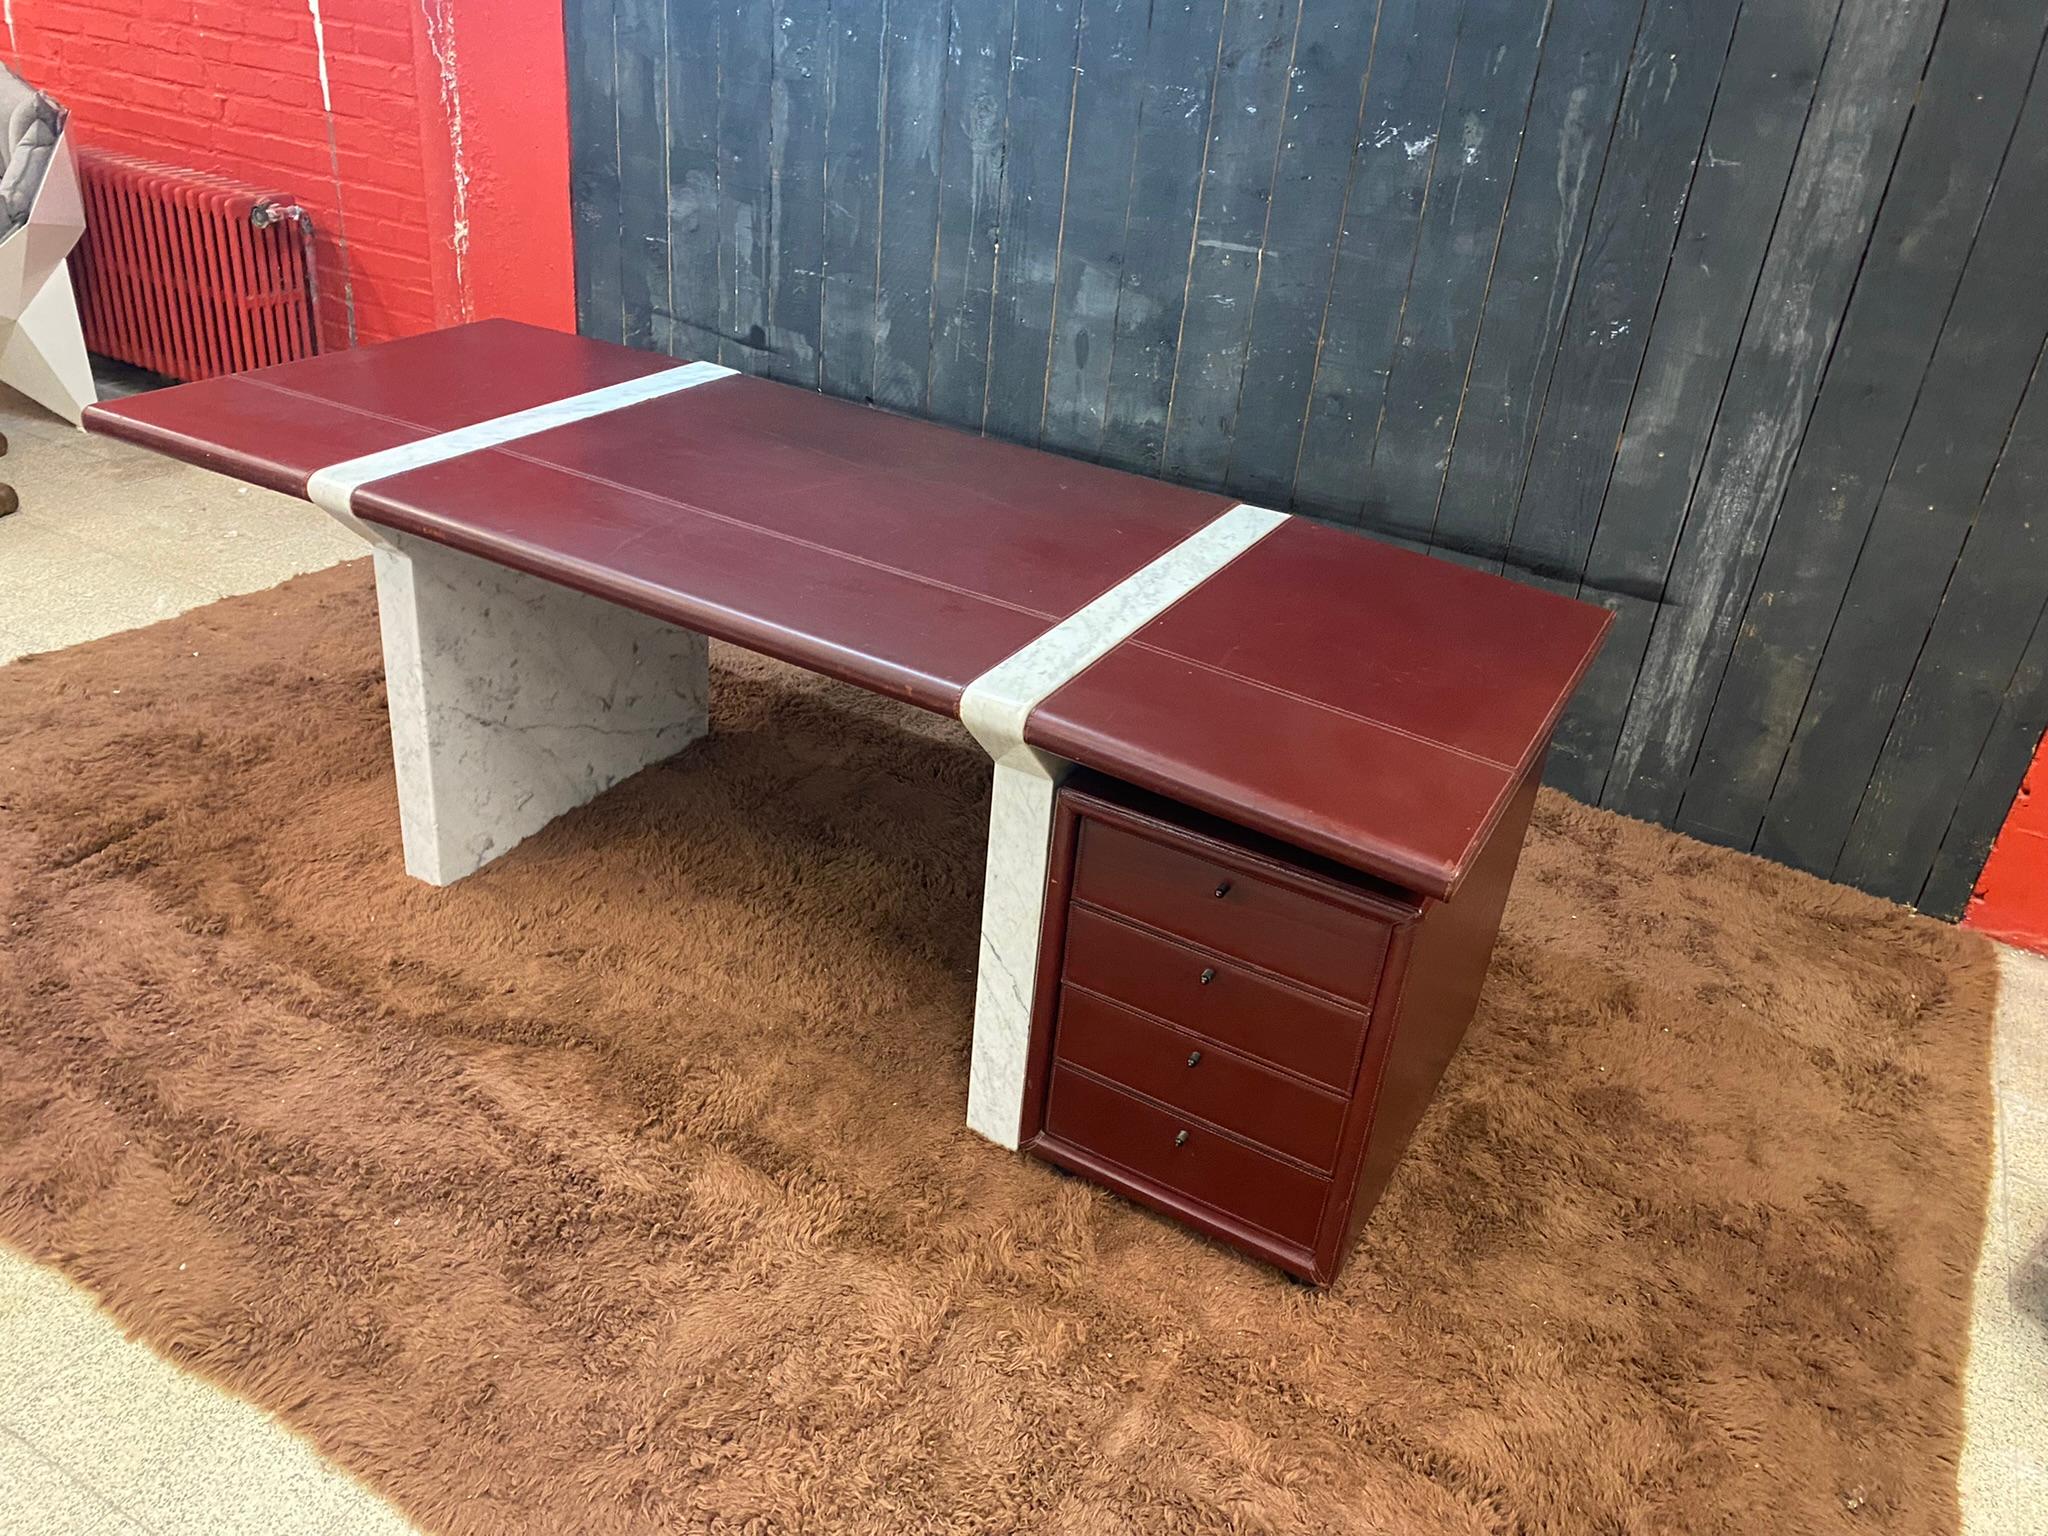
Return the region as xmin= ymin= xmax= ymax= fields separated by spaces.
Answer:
xmin=250 ymin=199 xmax=323 ymax=355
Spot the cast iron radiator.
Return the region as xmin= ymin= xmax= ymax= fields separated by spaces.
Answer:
xmin=69 ymin=149 xmax=319 ymax=381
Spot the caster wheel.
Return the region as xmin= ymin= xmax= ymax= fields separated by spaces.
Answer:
xmin=0 ymin=483 xmax=18 ymax=517
xmin=0 ymin=430 xmax=11 ymax=457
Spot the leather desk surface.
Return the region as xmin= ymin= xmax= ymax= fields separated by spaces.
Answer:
xmin=85 ymin=320 xmax=1610 ymax=900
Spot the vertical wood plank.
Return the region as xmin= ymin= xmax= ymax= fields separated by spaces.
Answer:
xmin=566 ymin=0 xmax=625 ymax=341
xmin=820 ymin=0 xmax=886 ymax=400
xmin=1220 ymin=0 xmax=1377 ymax=506
xmin=926 ymin=0 xmax=1017 ymax=427
xmin=1350 ymin=0 xmax=1549 ymax=537
xmin=614 ymin=0 xmax=671 ymax=352
xmin=1094 ymin=0 xmax=1228 ymax=474
xmin=762 ymin=0 xmax=833 ymax=385
xmin=716 ymin=0 xmax=778 ymax=371
xmin=663 ymin=0 xmax=724 ymax=359
xmin=1836 ymin=348 xmax=2048 ymax=901
xmin=1756 ymin=62 xmax=2048 ymax=876
xmin=982 ymin=0 xmax=1084 ymax=444
xmin=1547 ymin=0 xmax=1838 ymax=803
xmin=1503 ymin=0 xmax=1742 ymax=590
xmin=1601 ymin=0 xmax=1940 ymax=825
xmin=1286 ymin=0 xmax=1462 ymax=518
xmin=1678 ymin=0 xmax=2048 ymax=848
xmin=1426 ymin=0 xmax=1652 ymax=570
xmin=1040 ymin=0 xmax=1152 ymax=458
xmin=1157 ymin=0 xmax=1303 ymax=488
xmin=873 ymin=0 xmax=949 ymax=408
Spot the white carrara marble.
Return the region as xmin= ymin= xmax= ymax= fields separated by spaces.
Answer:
xmin=369 ymin=528 xmax=710 ymax=885
xmin=963 ymin=741 xmax=1069 ymax=1146
xmin=305 ymin=359 xmax=732 ymax=520
xmin=958 ymin=503 xmax=1290 ymax=1147
xmin=295 ymin=358 xmax=733 ymax=886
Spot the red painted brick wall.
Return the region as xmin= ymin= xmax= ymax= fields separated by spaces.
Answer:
xmin=1965 ymin=729 xmax=2048 ymax=954
xmin=0 ymin=0 xmax=573 ymax=348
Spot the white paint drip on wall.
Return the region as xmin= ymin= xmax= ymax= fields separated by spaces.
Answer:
xmin=306 ymin=0 xmax=333 ymax=110
xmin=418 ymin=0 xmax=473 ymax=322
xmin=306 ymin=0 xmax=361 ymax=344
xmin=4 ymin=3 xmax=16 ymax=55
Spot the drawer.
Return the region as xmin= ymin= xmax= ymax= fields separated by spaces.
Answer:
xmin=1072 ymin=819 xmax=1390 ymax=1005
xmin=1061 ymin=905 xmax=1366 ymax=1089
xmin=1043 ymin=1065 xmax=1330 ymax=1248
xmin=1053 ymin=986 xmax=1347 ymax=1169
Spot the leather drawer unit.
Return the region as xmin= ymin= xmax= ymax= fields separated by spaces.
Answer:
xmin=1024 ymin=768 xmax=1543 ymax=1285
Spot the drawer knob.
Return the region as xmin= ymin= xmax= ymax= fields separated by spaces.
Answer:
xmin=1199 ymin=966 xmax=1216 ymax=985
xmin=1186 ymin=1050 xmax=1202 ymax=1068
xmin=1212 ymin=880 xmax=1232 ymax=899
xmin=1173 ymin=1129 xmax=1189 ymax=1147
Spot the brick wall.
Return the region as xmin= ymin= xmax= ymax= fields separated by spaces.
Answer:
xmin=0 ymin=0 xmax=572 ymax=349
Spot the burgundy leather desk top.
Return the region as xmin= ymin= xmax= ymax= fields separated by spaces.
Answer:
xmin=85 ymin=320 xmax=1610 ymax=899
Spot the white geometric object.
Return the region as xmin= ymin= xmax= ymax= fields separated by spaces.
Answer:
xmin=0 ymin=131 xmax=94 ymax=425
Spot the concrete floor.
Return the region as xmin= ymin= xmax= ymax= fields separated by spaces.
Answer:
xmin=0 ymin=389 xmax=359 ymax=664
xmin=0 ymin=387 xmax=2043 ymax=1532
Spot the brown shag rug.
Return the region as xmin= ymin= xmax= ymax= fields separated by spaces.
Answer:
xmin=0 ymin=563 xmax=1999 ymax=1535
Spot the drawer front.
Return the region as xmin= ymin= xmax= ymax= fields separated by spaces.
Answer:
xmin=1072 ymin=819 xmax=1390 ymax=1005
xmin=1061 ymin=905 xmax=1367 ymax=1090
xmin=1043 ymin=1065 xmax=1330 ymax=1248
xmin=1054 ymin=987 xmax=1347 ymax=1169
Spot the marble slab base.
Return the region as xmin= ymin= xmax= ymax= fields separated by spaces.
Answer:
xmin=369 ymin=529 xmax=710 ymax=885
xmin=964 ymin=742 xmax=1069 ymax=1148
xmin=957 ymin=503 xmax=1288 ymax=1148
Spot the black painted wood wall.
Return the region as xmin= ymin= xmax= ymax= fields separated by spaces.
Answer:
xmin=567 ymin=0 xmax=2048 ymax=918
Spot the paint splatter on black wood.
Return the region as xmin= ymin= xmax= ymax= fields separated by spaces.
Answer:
xmin=1157 ymin=0 xmax=1301 ymax=488
xmin=1096 ymin=0 xmax=1228 ymax=474
xmin=981 ymin=0 xmax=1083 ymax=445
xmin=1040 ymin=0 xmax=1152 ymax=456
xmin=1504 ymin=0 xmax=1742 ymax=597
xmin=1288 ymin=0 xmax=1462 ymax=521
xmin=1428 ymin=0 xmax=1655 ymax=574
xmin=1355 ymin=0 xmax=1547 ymax=539
xmin=1222 ymin=0 xmax=1379 ymax=507
xmin=925 ymin=0 xmax=1016 ymax=428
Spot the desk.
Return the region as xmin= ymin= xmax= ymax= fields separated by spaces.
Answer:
xmin=87 ymin=320 xmax=1609 ymax=1282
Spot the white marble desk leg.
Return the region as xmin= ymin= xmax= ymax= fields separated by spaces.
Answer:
xmin=364 ymin=527 xmax=710 ymax=885
xmin=964 ymin=741 xmax=1070 ymax=1148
